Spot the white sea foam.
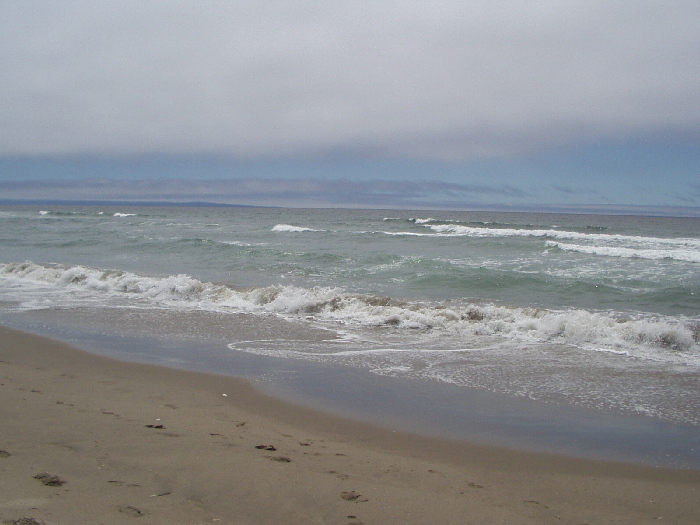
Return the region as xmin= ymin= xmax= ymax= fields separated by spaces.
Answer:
xmin=381 ymin=231 xmax=435 ymax=236
xmin=272 ymin=224 xmax=323 ymax=232
xmin=264 ymin=220 xmax=700 ymax=263
xmin=219 ymin=240 xmax=255 ymax=246
xmin=428 ymin=223 xmax=700 ymax=248
xmin=113 ymin=212 xmax=137 ymax=217
xmin=2 ymin=262 xmax=698 ymax=368
xmin=227 ymin=335 xmax=700 ymax=427
xmin=546 ymin=241 xmax=700 ymax=263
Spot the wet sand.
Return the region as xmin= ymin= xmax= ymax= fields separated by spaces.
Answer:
xmin=1 ymin=325 xmax=699 ymax=524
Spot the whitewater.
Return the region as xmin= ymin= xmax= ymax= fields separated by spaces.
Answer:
xmin=1 ymin=205 xmax=698 ymax=467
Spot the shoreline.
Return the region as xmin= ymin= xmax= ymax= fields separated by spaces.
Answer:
xmin=2 ymin=325 xmax=699 ymax=524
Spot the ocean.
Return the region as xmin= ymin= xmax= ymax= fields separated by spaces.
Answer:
xmin=1 ymin=204 xmax=699 ymax=467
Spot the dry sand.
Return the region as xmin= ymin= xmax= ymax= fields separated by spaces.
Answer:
xmin=1 ymin=325 xmax=698 ymax=524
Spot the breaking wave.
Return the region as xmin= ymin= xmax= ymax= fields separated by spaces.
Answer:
xmin=272 ymin=224 xmax=324 ymax=233
xmin=36 ymin=210 xmax=143 ymax=218
xmin=427 ymin=223 xmax=700 ymax=247
xmin=545 ymin=241 xmax=700 ymax=263
xmin=1 ymin=262 xmax=698 ymax=367
xmin=276 ymin=218 xmax=700 ymax=263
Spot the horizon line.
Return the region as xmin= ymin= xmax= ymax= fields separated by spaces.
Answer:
xmin=2 ymin=199 xmax=700 ymax=218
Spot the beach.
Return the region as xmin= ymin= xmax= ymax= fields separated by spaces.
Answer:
xmin=1 ymin=325 xmax=699 ymax=524
xmin=3 ymin=2 xmax=700 ymax=521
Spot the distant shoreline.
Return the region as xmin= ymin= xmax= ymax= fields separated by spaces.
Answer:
xmin=0 ymin=199 xmax=264 ymax=208
xmin=2 ymin=199 xmax=700 ymax=217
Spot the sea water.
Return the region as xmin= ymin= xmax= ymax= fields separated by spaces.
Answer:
xmin=1 ymin=205 xmax=698 ymax=467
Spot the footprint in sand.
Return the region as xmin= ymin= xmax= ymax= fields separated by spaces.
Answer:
xmin=33 ymin=473 xmax=66 ymax=487
xmin=341 ymin=491 xmax=368 ymax=502
xmin=266 ymin=456 xmax=292 ymax=462
xmin=524 ymin=499 xmax=549 ymax=509
xmin=117 ymin=505 xmax=145 ymax=517
xmin=3 ymin=518 xmax=45 ymax=525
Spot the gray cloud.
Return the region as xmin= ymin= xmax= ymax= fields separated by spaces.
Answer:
xmin=1 ymin=2 xmax=699 ymax=160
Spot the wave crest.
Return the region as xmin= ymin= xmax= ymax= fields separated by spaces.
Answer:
xmin=2 ymin=262 xmax=698 ymax=365
xmin=271 ymin=224 xmax=322 ymax=233
xmin=546 ymin=241 xmax=700 ymax=263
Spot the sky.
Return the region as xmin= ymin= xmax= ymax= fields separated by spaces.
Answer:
xmin=1 ymin=1 xmax=699 ymax=212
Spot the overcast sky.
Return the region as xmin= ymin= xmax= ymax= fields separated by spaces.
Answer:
xmin=1 ymin=2 xmax=699 ymax=211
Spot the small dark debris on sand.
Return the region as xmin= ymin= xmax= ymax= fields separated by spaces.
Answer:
xmin=0 ymin=450 xmax=11 ymax=458
xmin=33 ymin=473 xmax=65 ymax=486
xmin=145 ymin=424 xmax=165 ymax=429
xmin=3 ymin=519 xmax=45 ymax=525
xmin=255 ymin=444 xmax=276 ymax=451
xmin=267 ymin=456 xmax=291 ymax=462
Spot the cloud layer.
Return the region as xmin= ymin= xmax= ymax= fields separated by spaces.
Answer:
xmin=2 ymin=2 xmax=699 ymax=160
xmin=0 ymin=177 xmax=531 ymax=210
